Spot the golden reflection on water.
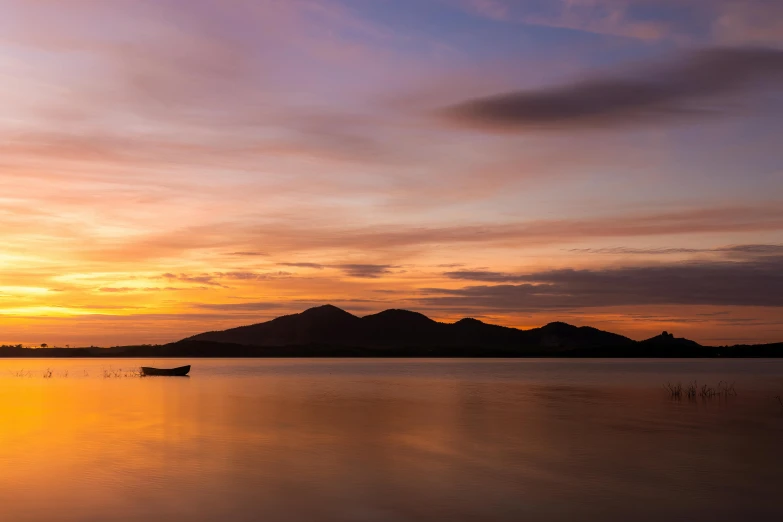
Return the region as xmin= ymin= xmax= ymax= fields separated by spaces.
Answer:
xmin=0 ymin=359 xmax=782 ymax=522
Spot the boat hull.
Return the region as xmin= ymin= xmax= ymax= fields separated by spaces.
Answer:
xmin=141 ymin=365 xmax=191 ymax=377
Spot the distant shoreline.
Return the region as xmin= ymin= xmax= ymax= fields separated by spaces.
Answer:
xmin=2 ymin=341 xmax=781 ymax=358
xmin=5 ymin=305 xmax=781 ymax=359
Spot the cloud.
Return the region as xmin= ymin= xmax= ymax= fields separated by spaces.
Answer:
xmin=714 ymin=0 xmax=783 ymax=46
xmin=568 ymin=247 xmax=705 ymax=255
xmin=725 ymin=244 xmax=783 ymax=255
xmin=432 ymin=256 xmax=783 ymax=309
xmin=450 ymin=0 xmax=670 ymax=40
xmin=70 ymin=204 xmax=783 ymax=263
xmin=335 ymin=264 xmax=395 ymax=278
xmin=283 ymin=205 xmax=783 ymax=251
xmin=163 ymin=273 xmax=225 ymax=286
xmin=443 ymin=47 xmax=783 ymax=130
xmin=194 ymin=302 xmax=286 ymax=312
xmin=454 ymin=0 xmax=783 ymax=45
xmin=228 ymin=251 xmax=268 ymax=257
xmin=160 ymin=271 xmax=291 ymax=285
xmin=217 ymin=271 xmax=292 ymax=280
xmin=0 ymin=0 xmax=414 ymax=176
xmin=278 ymin=262 xmax=393 ymax=277
xmin=193 ymin=299 xmax=382 ymax=313
xmin=278 ymin=262 xmax=326 ymax=269
xmin=568 ymin=244 xmax=783 ymax=256
xmin=460 ymin=0 xmax=509 ymax=21
xmin=443 ymin=270 xmax=528 ymax=283
xmin=99 ymin=286 xmax=182 ymax=293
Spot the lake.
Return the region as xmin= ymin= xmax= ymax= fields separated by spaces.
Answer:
xmin=1 ymin=358 xmax=781 ymax=521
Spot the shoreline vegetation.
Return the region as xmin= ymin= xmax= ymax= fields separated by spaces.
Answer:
xmin=2 ymin=305 xmax=781 ymax=358
xmin=9 ymin=367 xmax=142 ymax=378
xmin=664 ymin=381 xmax=738 ymax=399
xmin=0 ymin=342 xmax=781 ymax=358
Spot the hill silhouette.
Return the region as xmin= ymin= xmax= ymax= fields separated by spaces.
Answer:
xmin=1 ymin=305 xmax=780 ymax=357
xmin=640 ymin=331 xmax=701 ymax=349
xmin=184 ymin=304 xmax=635 ymax=354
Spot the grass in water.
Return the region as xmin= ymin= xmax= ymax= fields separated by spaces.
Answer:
xmin=8 ymin=367 xmax=142 ymax=379
xmin=665 ymin=380 xmax=737 ymax=400
xmin=102 ymin=367 xmax=142 ymax=378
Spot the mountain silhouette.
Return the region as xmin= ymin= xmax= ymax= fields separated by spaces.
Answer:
xmin=184 ymin=304 xmax=636 ymax=353
xmin=191 ymin=304 xmax=362 ymax=346
xmin=640 ymin=330 xmax=701 ymax=349
xmin=1 ymin=305 xmax=780 ymax=357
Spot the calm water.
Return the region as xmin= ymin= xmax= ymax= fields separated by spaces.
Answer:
xmin=1 ymin=358 xmax=782 ymax=522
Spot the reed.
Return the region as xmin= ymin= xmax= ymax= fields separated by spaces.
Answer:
xmin=664 ymin=382 xmax=683 ymax=399
xmin=699 ymin=384 xmax=716 ymax=398
xmin=665 ymin=380 xmax=737 ymax=400
xmin=717 ymin=381 xmax=737 ymax=397
xmin=8 ymin=367 xmax=142 ymax=379
xmin=102 ymin=367 xmax=142 ymax=378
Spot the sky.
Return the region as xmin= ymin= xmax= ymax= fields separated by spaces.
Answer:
xmin=1 ymin=0 xmax=782 ymax=346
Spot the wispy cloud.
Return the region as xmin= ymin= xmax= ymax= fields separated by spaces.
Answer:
xmin=227 ymin=251 xmax=268 ymax=257
xmin=451 ymin=0 xmax=671 ymax=40
xmin=278 ymin=262 xmax=395 ymax=278
xmin=70 ymin=205 xmax=783 ymax=263
xmin=568 ymin=244 xmax=783 ymax=256
xmin=443 ymin=47 xmax=783 ymax=130
xmin=194 ymin=302 xmax=286 ymax=312
xmin=0 ymin=0 xmax=412 ymax=175
xmin=335 ymin=264 xmax=395 ymax=279
xmin=714 ymin=0 xmax=783 ymax=46
xmin=99 ymin=286 xmax=182 ymax=293
xmin=163 ymin=273 xmax=226 ymax=287
xmin=454 ymin=0 xmax=783 ymax=44
xmin=161 ymin=271 xmax=291 ymax=286
xmin=433 ymin=256 xmax=783 ymax=309
xmin=279 ymin=262 xmax=326 ymax=269
xmin=217 ymin=271 xmax=293 ymax=281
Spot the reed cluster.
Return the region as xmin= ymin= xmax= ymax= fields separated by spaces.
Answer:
xmin=664 ymin=380 xmax=737 ymax=400
xmin=102 ymin=367 xmax=142 ymax=378
xmin=8 ymin=367 xmax=142 ymax=378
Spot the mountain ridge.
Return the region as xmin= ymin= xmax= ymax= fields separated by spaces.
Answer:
xmin=2 ymin=305 xmax=780 ymax=358
xmin=184 ymin=304 xmax=665 ymax=353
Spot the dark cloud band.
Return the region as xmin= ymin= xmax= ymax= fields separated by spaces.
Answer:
xmin=434 ymin=256 xmax=783 ymax=309
xmin=443 ymin=47 xmax=783 ymax=130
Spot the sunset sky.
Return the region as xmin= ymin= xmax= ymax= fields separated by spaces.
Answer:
xmin=2 ymin=0 xmax=782 ymax=346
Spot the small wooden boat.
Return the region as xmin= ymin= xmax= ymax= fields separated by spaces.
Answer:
xmin=141 ymin=365 xmax=191 ymax=377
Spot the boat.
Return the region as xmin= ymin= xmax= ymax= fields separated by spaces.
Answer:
xmin=141 ymin=365 xmax=191 ymax=377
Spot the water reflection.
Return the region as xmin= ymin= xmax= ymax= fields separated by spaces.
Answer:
xmin=0 ymin=359 xmax=781 ymax=521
